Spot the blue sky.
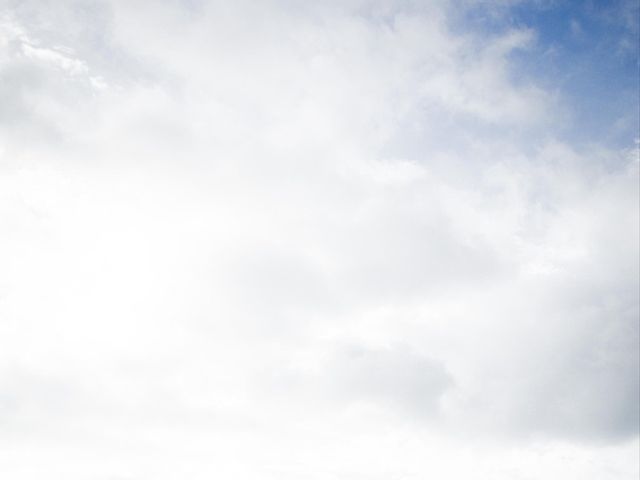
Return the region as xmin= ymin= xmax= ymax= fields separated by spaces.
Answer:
xmin=462 ymin=0 xmax=639 ymax=148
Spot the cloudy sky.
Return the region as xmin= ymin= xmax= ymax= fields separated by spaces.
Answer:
xmin=0 ymin=0 xmax=638 ymax=478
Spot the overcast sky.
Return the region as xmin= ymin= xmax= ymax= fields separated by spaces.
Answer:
xmin=0 ymin=0 xmax=638 ymax=479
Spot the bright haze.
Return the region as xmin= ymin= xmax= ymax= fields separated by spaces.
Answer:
xmin=0 ymin=1 xmax=638 ymax=479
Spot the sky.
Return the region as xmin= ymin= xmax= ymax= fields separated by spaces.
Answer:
xmin=0 ymin=0 xmax=638 ymax=479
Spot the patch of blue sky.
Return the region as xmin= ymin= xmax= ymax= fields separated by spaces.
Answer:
xmin=457 ymin=0 xmax=639 ymax=149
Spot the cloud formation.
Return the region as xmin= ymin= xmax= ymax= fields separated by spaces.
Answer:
xmin=0 ymin=1 xmax=638 ymax=479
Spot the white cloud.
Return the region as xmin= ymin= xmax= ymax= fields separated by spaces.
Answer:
xmin=0 ymin=1 xmax=638 ymax=479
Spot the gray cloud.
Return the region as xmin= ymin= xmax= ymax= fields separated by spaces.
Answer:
xmin=324 ymin=344 xmax=453 ymax=417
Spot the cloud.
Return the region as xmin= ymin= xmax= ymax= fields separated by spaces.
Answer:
xmin=262 ymin=343 xmax=453 ymax=422
xmin=0 ymin=0 xmax=638 ymax=479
